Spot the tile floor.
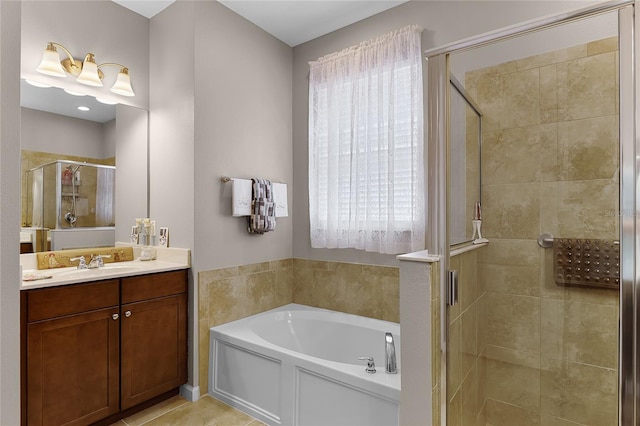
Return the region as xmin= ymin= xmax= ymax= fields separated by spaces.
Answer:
xmin=110 ymin=395 xmax=266 ymax=426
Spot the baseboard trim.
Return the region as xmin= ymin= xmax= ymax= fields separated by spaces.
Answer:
xmin=180 ymin=384 xmax=200 ymax=402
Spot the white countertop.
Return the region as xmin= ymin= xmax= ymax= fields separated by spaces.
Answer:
xmin=20 ymin=246 xmax=190 ymax=290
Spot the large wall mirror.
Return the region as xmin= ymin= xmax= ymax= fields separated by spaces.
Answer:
xmin=20 ymin=80 xmax=149 ymax=252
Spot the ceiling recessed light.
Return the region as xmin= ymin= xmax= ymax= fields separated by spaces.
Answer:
xmin=25 ymin=79 xmax=52 ymax=88
xmin=77 ymin=106 xmax=90 ymax=112
xmin=96 ymin=97 xmax=118 ymax=105
xmin=64 ymin=89 xmax=86 ymax=96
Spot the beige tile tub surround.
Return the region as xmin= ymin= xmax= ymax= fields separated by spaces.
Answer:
xmin=292 ymin=258 xmax=399 ymax=322
xmin=463 ymin=36 xmax=619 ymax=426
xmin=198 ymin=257 xmax=399 ymax=397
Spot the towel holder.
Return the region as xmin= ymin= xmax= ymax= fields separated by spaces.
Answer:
xmin=221 ymin=176 xmax=287 ymax=184
xmin=538 ymin=233 xmax=620 ymax=249
xmin=538 ymin=233 xmax=554 ymax=248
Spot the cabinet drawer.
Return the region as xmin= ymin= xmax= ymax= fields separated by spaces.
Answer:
xmin=121 ymin=270 xmax=187 ymax=304
xmin=27 ymin=279 xmax=120 ymax=323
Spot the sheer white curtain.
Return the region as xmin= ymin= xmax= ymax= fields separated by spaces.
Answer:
xmin=308 ymin=25 xmax=425 ymax=254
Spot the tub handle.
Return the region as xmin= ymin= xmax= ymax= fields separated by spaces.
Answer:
xmin=357 ymin=357 xmax=376 ymax=374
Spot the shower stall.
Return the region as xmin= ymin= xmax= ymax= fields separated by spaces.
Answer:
xmin=426 ymin=1 xmax=637 ymax=425
xmin=28 ymin=160 xmax=115 ymax=251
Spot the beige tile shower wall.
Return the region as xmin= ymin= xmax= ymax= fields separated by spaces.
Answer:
xmin=447 ymin=247 xmax=486 ymax=426
xmin=292 ymin=258 xmax=399 ymax=322
xmin=197 ymin=259 xmax=293 ymax=394
xmin=466 ymin=37 xmax=619 ymax=426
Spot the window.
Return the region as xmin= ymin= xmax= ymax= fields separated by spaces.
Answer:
xmin=308 ymin=25 xmax=425 ymax=254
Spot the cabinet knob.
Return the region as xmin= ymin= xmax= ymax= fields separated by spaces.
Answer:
xmin=125 ymin=310 xmax=132 ymax=318
xmin=112 ymin=313 xmax=119 ymax=320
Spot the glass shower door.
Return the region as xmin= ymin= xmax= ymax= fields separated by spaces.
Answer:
xmin=440 ymin=6 xmax=627 ymax=426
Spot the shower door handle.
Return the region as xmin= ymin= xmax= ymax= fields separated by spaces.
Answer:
xmin=447 ymin=270 xmax=458 ymax=306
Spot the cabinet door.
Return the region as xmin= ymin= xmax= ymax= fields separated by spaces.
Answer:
xmin=120 ymin=294 xmax=187 ymax=410
xmin=26 ymin=307 xmax=120 ymax=426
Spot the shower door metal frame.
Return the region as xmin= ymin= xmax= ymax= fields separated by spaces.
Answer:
xmin=425 ymin=1 xmax=637 ymax=424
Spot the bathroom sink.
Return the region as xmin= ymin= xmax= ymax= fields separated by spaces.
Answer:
xmin=54 ymin=264 xmax=144 ymax=279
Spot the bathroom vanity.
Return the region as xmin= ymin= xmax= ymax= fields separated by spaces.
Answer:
xmin=19 ymin=249 xmax=190 ymax=426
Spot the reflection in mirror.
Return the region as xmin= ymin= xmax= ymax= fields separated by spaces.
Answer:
xmin=449 ymin=75 xmax=482 ymax=245
xmin=20 ymin=80 xmax=148 ymax=253
xmin=29 ymin=160 xmax=116 ymax=252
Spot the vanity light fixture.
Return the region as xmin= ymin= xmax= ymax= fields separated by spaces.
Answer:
xmin=36 ymin=42 xmax=135 ymax=97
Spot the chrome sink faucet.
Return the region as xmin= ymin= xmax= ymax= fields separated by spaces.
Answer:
xmin=70 ymin=256 xmax=87 ymax=270
xmin=88 ymin=254 xmax=111 ymax=269
xmin=385 ymin=332 xmax=398 ymax=374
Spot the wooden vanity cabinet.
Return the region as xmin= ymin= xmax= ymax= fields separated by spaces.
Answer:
xmin=120 ymin=270 xmax=188 ymax=410
xmin=22 ymin=269 xmax=188 ymax=426
xmin=25 ymin=280 xmax=120 ymax=426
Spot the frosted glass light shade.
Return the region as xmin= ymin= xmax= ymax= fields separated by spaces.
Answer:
xmin=36 ymin=45 xmax=66 ymax=77
xmin=76 ymin=54 xmax=103 ymax=87
xmin=110 ymin=68 xmax=135 ymax=97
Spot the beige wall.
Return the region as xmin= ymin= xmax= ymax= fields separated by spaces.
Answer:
xmin=0 ymin=1 xmax=22 ymax=423
xmin=150 ymin=0 xmax=294 ymax=394
xmin=150 ymin=0 xmax=294 ymax=264
xmin=466 ymin=37 xmax=619 ymax=426
xmin=198 ymin=258 xmax=399 ymax=398
xmin=192 ymin=0 xmax=293 ymax=270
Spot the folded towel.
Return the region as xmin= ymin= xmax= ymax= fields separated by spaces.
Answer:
xmin=248 ymin=178 xmax=276 ymax=234
xmin=273 ymin=182 xmax=288 ymax=217
xmin=23 ymin=272 xmax=53 ymax=281
xmin=232 ymin=178 xmax=252 ymax=217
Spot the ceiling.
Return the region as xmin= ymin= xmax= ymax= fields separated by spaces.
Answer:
xmin=112 ymin=0 xmax=176 ymax=19
xmin=113 ymin=0 xmax=409 ymax=46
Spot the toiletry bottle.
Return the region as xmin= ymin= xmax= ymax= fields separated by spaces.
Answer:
xmin=62 ymin=168 xmax=72 ymax=185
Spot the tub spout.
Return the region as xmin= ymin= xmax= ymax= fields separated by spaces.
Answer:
xmin=385 ymin=332 xmax=397 ymax=374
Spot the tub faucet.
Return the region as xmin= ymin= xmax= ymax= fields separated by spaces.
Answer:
xmin=357 ymin=357 xmax=376 ymax=374
xmin=385 ymin=332 xmax=397 ymax=374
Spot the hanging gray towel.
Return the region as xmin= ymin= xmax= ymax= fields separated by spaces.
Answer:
xmin=248 ymin=178 xmax=276 ymax=234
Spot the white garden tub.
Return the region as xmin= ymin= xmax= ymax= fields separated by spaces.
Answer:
xmin=209 ymin=303 xmax=401 ymax=426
